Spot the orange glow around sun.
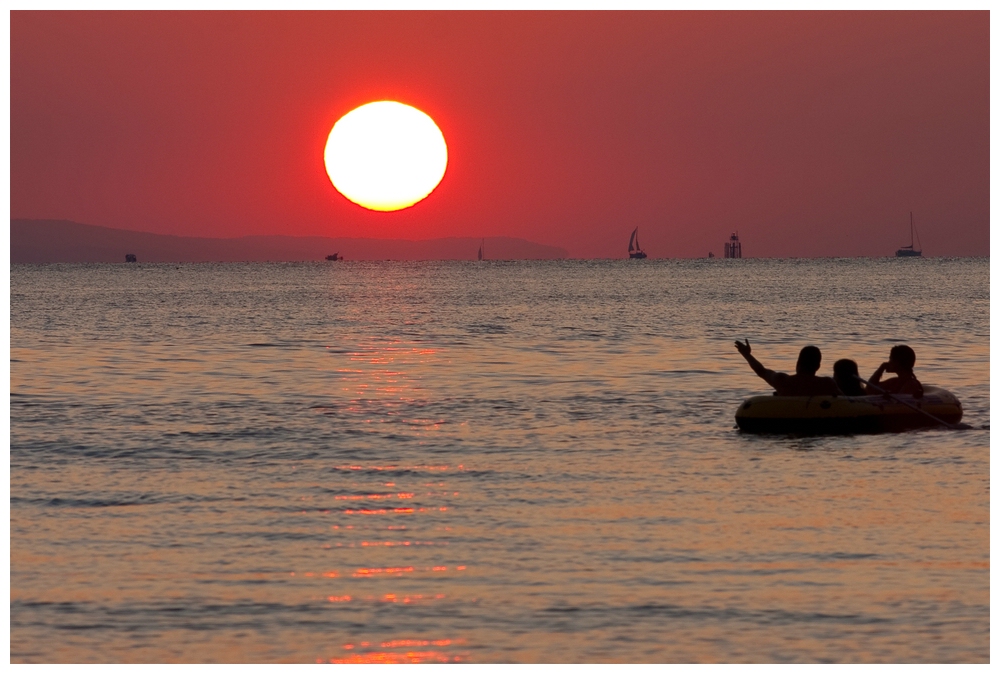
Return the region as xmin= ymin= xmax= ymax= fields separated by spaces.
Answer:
xmin=324 ymin=101 xmax=448 ymax=212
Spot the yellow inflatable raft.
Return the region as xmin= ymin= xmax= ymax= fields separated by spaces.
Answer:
xmin=735 ymin=385 xmax=963 ymax=434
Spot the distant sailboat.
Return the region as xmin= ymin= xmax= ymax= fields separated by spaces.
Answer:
xmin=895 ymin=212 xmax=922 ymax=257
xmin=477 ymin=239 xmax=484 ymax=261
xmin=628 ymin=227 xmax=647 ymax=259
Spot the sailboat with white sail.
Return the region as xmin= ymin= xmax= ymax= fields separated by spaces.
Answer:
xmin=895 ymin=212 xmax=922 ymax=257
xmin=628 ymin=227 xmax=647 ymax=259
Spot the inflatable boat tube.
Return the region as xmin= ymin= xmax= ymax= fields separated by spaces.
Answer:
xmin=735 ymin=385 xmax=963 ymax=435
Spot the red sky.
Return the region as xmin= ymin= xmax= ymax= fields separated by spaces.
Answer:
xmin=10 ymin=11 xmax=989 ymax=258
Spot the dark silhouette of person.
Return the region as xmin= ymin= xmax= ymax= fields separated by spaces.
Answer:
xmin=734 ymin=340 xmax=841 ymax=396
xmin=868 ymin=345 xmax=923 ymax=397
xmin=833 ymin=359 xmax=867 ymax=396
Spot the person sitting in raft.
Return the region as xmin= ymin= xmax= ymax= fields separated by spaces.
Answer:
xmin=833 ymin=359 xmax=867 ymax=396
xmin=734 ymin=340 xmax=841 ymax=396
xmin=868 ymin=345 xmax=923 ymax=398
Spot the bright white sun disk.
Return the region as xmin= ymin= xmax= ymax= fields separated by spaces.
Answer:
xmin=324 ymin=101 xmax=448 ymax=212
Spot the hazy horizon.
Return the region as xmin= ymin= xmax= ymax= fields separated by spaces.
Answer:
xmin=10 ymin=218 xmax=568 ymax=263
xmin=12 ymin=218 xmax=988 ymax=263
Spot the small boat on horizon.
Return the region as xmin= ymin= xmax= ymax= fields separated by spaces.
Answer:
xmin=895 ymin=212 xmax=922 ymax=257
xmin=325 ymin=253 xmax=342 ymax=261
xmin=628 ymin=227 xmax=647 ymax=259
xmin=477 ymin=239 xmax=484 ymax=261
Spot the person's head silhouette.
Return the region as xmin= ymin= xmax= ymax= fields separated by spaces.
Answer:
xmin=795 ymin=346 xmax=822 ymax=375
xmin=888 ymin=345 xmax=916 ymax=373
xmin=833 ymin=358 xmax=859 ymax=381
xmin=833 ymin=358 xmax=864 ymax=395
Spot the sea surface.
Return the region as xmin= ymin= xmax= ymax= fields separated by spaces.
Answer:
xmin=10 ymin=258 xmax=990 ymax=663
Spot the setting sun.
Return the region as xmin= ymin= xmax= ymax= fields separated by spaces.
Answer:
xmin=324 ymin=101 xmax=448 ymax=212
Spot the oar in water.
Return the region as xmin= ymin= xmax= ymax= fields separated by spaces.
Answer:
xmin=854 ymin=375 xmax=961 ymax=430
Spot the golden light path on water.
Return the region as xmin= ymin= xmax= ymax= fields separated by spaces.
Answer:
xmin=10 ymin=258 xmax=989 ymax=663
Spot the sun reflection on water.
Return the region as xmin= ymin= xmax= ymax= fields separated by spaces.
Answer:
xmin=324 ymin=637 xmax=466 ymax=664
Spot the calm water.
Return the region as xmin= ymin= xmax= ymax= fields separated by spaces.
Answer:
xmin=10 ymin=258 xmax=989 ymax=663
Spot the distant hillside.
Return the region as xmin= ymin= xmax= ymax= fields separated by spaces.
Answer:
xmin=10 ymin=220 xmax=568 ymax=263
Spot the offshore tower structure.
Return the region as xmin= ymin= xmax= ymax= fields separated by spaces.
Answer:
xmin=724 ymin=232 xmax=742 ymax=258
